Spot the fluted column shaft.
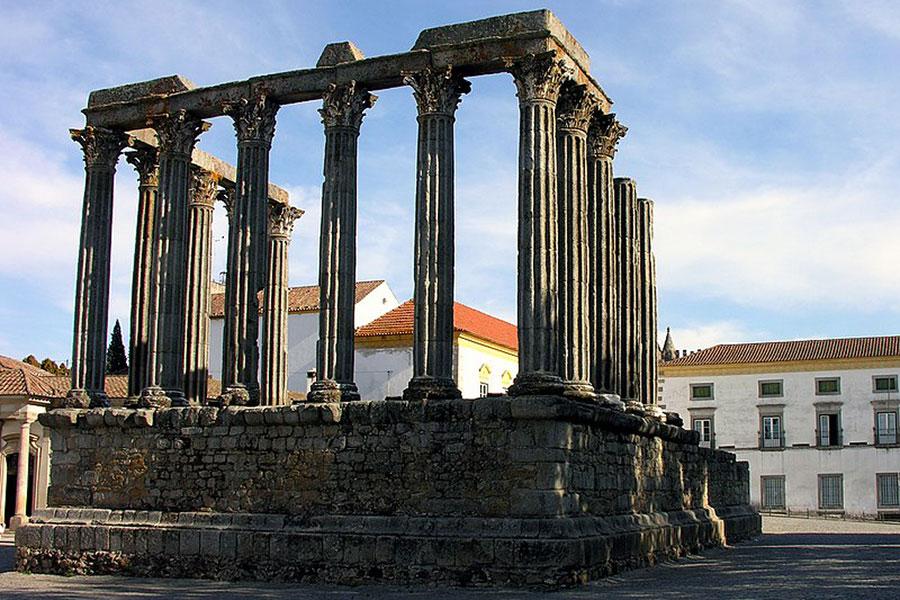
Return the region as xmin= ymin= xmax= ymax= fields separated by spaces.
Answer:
xmin=64 ymin=126 xmax=129 ymax=409
xmin=402 ymin=67 xmax=469 ymax=400
xmin=587 ymin=115 xmax=627 ymax=399
xmin=140 ymin=111 xmax=208 ymax=407
xmin=309 ymin=82 xmax=376 ymax=403
xmin=638 ymin=198 xmax=659 ymax=411
xmin=125 ymin=146 xmax=159 ymax=398
xmin=507 ymin=53 xmax=569 ymax=397
xmin=8 ymin=419 xmax=31 ymax=529
xmin=615 ymin=177 xmax=640 ymax=404
xmin=221 ymin=95 xmax=279 ymax=406
xmin=262 ymin=203 xmax=302 ymax=406
xmin=183 ymin=169 xmax=219 ymax=404
xmin=555 ymin=84 xmax=595 ymax=398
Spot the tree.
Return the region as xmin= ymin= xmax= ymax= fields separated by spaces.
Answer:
xmin=106 ymin=320 xmax=128 ymax=374
xmin=22 ymin=355 xmax=40 ymax=368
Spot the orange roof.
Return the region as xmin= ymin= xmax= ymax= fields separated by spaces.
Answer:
xmin=664 ymin=335 xmax=900 ymax=367
xmin=0 ymin=356 xmax=68 ymax=398
xmin=210 ymin=280 xmax=384 ymax=318
xmin=356 ymin=300 xmax=518 ymax=351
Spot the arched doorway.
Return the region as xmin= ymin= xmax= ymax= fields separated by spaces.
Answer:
xmin=4 ymin=453 xmax=34 ymax=528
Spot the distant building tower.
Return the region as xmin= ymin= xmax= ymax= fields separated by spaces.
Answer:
xmin=661 ymin=327 xmax=677 ymax=362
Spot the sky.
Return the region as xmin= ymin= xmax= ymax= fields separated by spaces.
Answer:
xmin=0 ymin=0 xmax=899 ymax=364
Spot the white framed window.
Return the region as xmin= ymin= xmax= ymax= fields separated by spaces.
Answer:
xmin=758 ymin=380 xmax=783 ymax=398
xmin=761 ymin=476 xmax=786 ymax=510
xmin=876 ymin=411 xmax=898 ymax=445
xmin=817 ymin=413 xmax=841 ymax=447
xmin=478 ymin=382 xmax=489 ymax=398
xmin=818 ymin=474 xmax=843 ymax=510
xmin=873 ymin=375 xmax=898 ymax=393
xmin=877 ymin=473 xmax=900 ymax=508
xmin=815 ymin=377 xmax=841 ymax=395
xmin=692 ymin=418 xmax=713 ymax=448
xmin=761 ymin=415 xmax=783 ymax=449
xmin=690 ymin=383 xmax=714 ymax=401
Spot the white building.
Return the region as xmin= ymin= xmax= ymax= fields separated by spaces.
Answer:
xmin=660 ymin=334 xmax=900 ymax=518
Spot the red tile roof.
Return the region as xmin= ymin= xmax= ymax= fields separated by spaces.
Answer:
xmin=355 ymin=300 xmax=518 ymax=351
xmin=664 ymin=335 xmax=900 ymax=367
xmin=209 ymin=280 xmax=384 ymax=318
xmin=0 ymin=356 xmax=68 ymax=398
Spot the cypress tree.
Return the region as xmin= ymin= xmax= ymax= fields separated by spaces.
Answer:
xmin=106 ymin=319 xmax=128 ymax=374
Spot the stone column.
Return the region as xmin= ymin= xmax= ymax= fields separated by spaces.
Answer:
xmin=261 ymin=202 xmax=302 ymax=406
xmin=218 ymin=185 xmax=237 ymax=397
xmin=401 ymin=66 xmax=470 ymax=401
xmin=139 ymin=110 xmax=209 ymax=408
xmin=219 ymin=95 xmax=279 ymax=406
xmin=124 ymin=146 xmax=159 ymax=399
xmin=506 ymin=53 xmax=570 ymax=397
xmin=62 ymin=126 xmax=129 ymax=409
xmin=638 ymin=198 xmax=664 ymax=419
xmin=8 ymin=419 xmax=31 ymax=530
xmin=555 ymin=82 xmax=596 ymax=400
xmin=614 ymin=177 xmax=642 ymax=410
xmin=308 ymin=82 xmax=376 ymax=403
xmin=587 ymin=114 xmax=627 ymax=407
xmin=183 ymin=168 xmax=219 ymax=404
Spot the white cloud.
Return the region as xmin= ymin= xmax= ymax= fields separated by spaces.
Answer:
xmin=666 ymin=320 xmax=767 ymax=352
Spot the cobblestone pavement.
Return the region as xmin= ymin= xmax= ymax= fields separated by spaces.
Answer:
xmin=1 ymin=516 xmax=899 ymax=599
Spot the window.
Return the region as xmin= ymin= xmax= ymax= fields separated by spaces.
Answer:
xmin=691 ymin=383 xmax=714 ymax=400
xmin=478 ymin=382 xmax=489 ymax=398
xmin=692 ymin=418 xmax=714 ymax=448
xmin=816 ymin=377 xmax=841 ymax=395
xmin=817 ymin=413 xmax=841 ymax=447
xmin=759 ymin=380 xmax=783 ymax=398
xmin=874 ymin=375 xmax=898 ymax=393
xmin=500 ymin=370 xmax=513 ymax=391
xmin=876 ymin=411 xmax=898 ymax=445
xmin=877 ymin=473 xmax=900 ymax=508
xmin=761 ymin=415 xmax=784 ymax=448
xmin=818 ymin=474 xmax=843 ymax=510
xmin=761 ymin=476 xmax=786 ymax=510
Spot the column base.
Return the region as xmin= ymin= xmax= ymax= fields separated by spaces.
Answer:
xmin=53 ymin=389 xmax=91 ymax=410
xmin=595 ymin=393 xmax=625 ymax=410
xmin=8 ymin=514 xmax=28 ymax=530
xmin=402 ymin=376 xmax=462 ymax=401
xmin=624 ymin=399 xmax=645 ymax=414
xmin=561 ymin=380 xmax=596 ymax=402
xmin=642 ymin=404 xmax=666 ymax=420
xmin=215 ymin=384 xmax=251 ymax=407
xmin=306 ymin=379 xmax=360 ymax=403
xmin=508 ymin=372 xmax=566 ymax=397
xmin=137 ymin=386 xmax=187 ymax=409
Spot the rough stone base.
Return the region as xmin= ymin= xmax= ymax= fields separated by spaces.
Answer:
xmin=16 ymin=507 xmax=760 ymax=587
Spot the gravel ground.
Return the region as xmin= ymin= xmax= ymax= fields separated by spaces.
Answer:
xmin=1 ymin=516 xmax=898 ymax=600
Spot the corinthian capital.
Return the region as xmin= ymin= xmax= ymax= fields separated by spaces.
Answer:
xmin=587 ymin=113 xmax=628 ymax=160
xmin=149 ymin=110 xmax=209 ymax=157
xmin=70 ymin=126 xmax=130 ymax=169
xmin=319 ymin=81 xmax=377 ymax=130
xmin=223 ymin=94 xmax=279 ymax=146
xmin=507 ymin=52 xmax=572 ymax=104
xmin=268 ymin=201 xmax=303 ymax=238
xmin=190 ymin=168 xmax=220 ymax=208
xmin=556 ymin=83 xmax=597 ymax=134
xmin=124 ymin=145 xmax=159 ymax=186
xmin=403 ymin=66 xmax=471 ymax=116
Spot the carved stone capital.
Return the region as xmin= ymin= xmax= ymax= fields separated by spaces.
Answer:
xmin=268 ymin=201 xmax=303 ymax=238
xmin=557 ymin=83 xmax=597 ymax=134
xmin=190 ymin=168 xmax=220 ymax=208
xmin=403 ymin=66 xmax=471 ymax=116
xmin=319 ymin=81 xmax=377 ymax=130
xmin=124 ymin=145 xmax=159 ymax=186
xmin=587 ymin=113 xmax=628 ymax=159
xmin=507 ymin=52 xmax=572 ymax=104
xmin=217 ymin=187 xmax=236 ymax=220
xmin=149 ymin=110 xmax=209 ymax=157
xmin=70 ymin=126 xmax=130 ymax=169
xmin=223 ymin=93 xmax=279 ymax=146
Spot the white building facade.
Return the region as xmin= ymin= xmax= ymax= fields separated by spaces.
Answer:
xmin=661 ymin=336 xmax=900 ymax=518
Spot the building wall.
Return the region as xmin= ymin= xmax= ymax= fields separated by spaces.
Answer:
xmin=661 ymin=361 xmax=900 ymax=516
xmin=0 ymin=400 xmax=50 ymax=527
xmin=355 ymin=345 xmax=412 ymax=400
xmin=455 ymin=335 xmax=518 ymax=398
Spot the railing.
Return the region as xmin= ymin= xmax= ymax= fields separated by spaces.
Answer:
xmin=759 ymin=431 xmax=786 ymax=449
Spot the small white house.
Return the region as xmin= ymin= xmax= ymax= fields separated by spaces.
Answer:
xmin=660 ymin=334 xmax=900 ymax=518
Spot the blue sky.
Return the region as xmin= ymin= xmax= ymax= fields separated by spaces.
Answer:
xmin=1 ymin=0 xmax=899 ymax=364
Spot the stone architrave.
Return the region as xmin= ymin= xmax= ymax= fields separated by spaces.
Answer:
xmin=506 ymin=52 xmax=571 ymax=397
xmin=62 ymin=126 xmax=130 ymax=409
xmin=614 ymin=177 xmax=642 ymax=411
xmin=555 ymin=82 xmax=596 ymax=400
xmin=401 ymin=66 xmax=470 ymax=401
xmin=183 ymin=168 xmax=220 ymax=405
xmin=219 ymin=94 xmax=279 ymax=406
xmin=638 ymin=198 xmax=664 ymax=419
xmin=587 ymin=114 xmax=627 ymax=407
xmin=307 ymin=82 xmax=376 ymax=403
xmin=124 ymin=146 xmax=159 ymax=399
xmin=139 ymin=110 xmax=209 ymax=408
xmin=261 ymin=202 xmax=302 ymax=406
xmin=8 ymin=419 xmax=31 ymax=530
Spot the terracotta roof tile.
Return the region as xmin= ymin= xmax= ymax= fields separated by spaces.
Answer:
xmin=0 ymin=356 xmax=68 ymax=398
xmin=664 ymin=335 xmax=900 ymax=367
xmin=356 ymin=300 xmax=518 ymax=351
xmin=209 ymin=280 xmax=384 ymax=318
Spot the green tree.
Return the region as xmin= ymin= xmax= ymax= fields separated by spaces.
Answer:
xmin=22 ymin=354 xmax=40 ymax=368
xmin=106 ymin=320 xmax=128 ymax=374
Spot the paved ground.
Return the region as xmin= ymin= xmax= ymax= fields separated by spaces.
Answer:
xmin=1 ymin=516 xmax=898 ymax=599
